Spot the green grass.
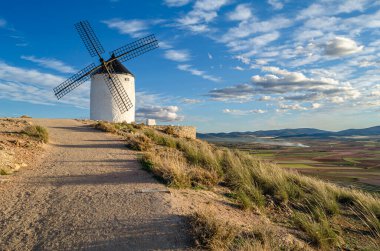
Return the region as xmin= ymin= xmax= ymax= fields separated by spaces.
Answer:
xmin=278 ymin=163 xmax=314 ymax=169
xmin=21 ymin=125 xmax=48 ymax=143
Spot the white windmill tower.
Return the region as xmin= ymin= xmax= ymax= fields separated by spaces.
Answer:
xmin=53 ymin=20 xmax=158 ymax=123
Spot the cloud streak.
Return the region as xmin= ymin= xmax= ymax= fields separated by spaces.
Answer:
xmin=21 ymin=55 xmax=77 ymax=74
xmin=102 ymin=19 xmax=151 ymax=38
xmin=0 ymin=61 xmax=89 ymax=108
xmin=164 ymin=49 xmax=191 ymax=62
xmin=178 ymin=64 xmax=221 ymax=82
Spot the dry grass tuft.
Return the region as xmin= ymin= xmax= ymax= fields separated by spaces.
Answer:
xmin=22 ymin=125 xmax=48 ymax=143
xmin=293 ymin=205 xmax=343 ymax=249
xmin=189 ymin=211 xmax=301 ymax=251
xmin=93 ymin=121 xmax=118 ymax=133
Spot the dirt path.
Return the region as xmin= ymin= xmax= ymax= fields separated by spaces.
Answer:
xmin=0 ymin=119 xmax=193 ymax=250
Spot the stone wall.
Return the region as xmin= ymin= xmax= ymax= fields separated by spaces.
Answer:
xmin=153 ymin=125 xmax=196 ymax=139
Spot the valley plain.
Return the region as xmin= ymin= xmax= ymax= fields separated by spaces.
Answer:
xmin=201 ymin=134 xmax=380 ymax=194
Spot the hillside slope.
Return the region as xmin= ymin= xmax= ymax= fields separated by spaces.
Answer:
xmin=93 ymin=121 xmax=380 ymax=251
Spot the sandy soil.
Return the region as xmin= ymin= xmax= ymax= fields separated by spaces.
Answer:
xmin=0 ymin=119 xmax=193 ymax=250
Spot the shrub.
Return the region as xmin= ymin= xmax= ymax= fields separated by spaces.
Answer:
xmin=163 ymin=126 xmax=176 ymax=136
xmin=190 ymin=211 xmax=239 ymax=250
xmin=93 ymin=121 xmax=117 ymax=133
xmin=125 ymin=134 xmax=152 ymax=151
xmin=22 ymin=125 xmax=48 ymax=143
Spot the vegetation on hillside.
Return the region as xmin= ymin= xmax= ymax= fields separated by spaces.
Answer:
xmin=22 ymin=125 xmax=49 ymax=143
xmin=93 ymin=121 xmax=380 ymax=250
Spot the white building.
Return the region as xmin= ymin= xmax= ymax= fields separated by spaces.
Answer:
xmin=90 ymin=60 xmax=135 ymax=123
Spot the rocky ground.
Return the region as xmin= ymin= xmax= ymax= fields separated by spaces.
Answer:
xmin=0 ymin=118 xmax=45 ymax=179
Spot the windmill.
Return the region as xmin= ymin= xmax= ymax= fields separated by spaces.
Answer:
xmin=53 ymin=20 xmax=159 ymax=122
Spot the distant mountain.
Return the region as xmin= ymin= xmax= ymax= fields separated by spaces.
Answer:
xmin=334 ymin=126 xmax=380 ymax=136
xmin=197 ymin=126 xmax=380 ymax=139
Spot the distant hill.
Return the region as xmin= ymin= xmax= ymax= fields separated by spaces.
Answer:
xmin=197 ymin=126 xmax=380 ymax=139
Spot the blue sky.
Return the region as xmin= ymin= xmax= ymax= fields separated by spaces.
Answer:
xmin=0 ymin=0 xmax=379 ymax=132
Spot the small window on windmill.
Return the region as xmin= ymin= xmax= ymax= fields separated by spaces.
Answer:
xmin=125 ymin=77 xmax=129 ymax=81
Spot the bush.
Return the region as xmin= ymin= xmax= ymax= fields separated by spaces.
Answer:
xmin=125 ymin=134 xmax=152 ymax=151
xmin=190 ymin=211 xmax=239 ymax=250
xmin=163 ymin=126 xmax=176 ymax=136
xmin=93 ymin=121 xmax=117 ymax=133
xmin=22 ymin=125 xmax=48 ymax=143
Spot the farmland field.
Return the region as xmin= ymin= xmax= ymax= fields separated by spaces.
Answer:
xmin=206 ymin=136 xmax=380 ymax=193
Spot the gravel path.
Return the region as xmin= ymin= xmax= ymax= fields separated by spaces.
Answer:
xmin=0 ymin=119 xmax=193 ymax=250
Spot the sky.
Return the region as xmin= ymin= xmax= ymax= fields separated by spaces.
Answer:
xmin=0 ymin=0 xmax=380 ymax=133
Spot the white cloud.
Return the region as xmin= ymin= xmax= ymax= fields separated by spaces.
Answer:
xmin=208 ymin=83 xmax=255 ymax=101
xmin=0 ymin=61 xmax=64 ymax=87
xmin=268 ymin=0 xmax=283 ymax=10
xmin=227 ymin=4 xmax=252 ymax=21
xmin=297 ymin=1 xmax=372 ymax=20
xmin=158 ymin=41 xmax=173 ymax=49
xmin=278 ymin=103 xmax=308 ymax=111
xmin=223 ymin=108 xmax=265 ymax=115
xmin=164 ymin=0 xmax=191 ymax=7
xmin=324 ymin=37 xmax=363 ymax=56
xmin=312 ymin=103 xmax=321 ymax=109
xmin=233 ymin=66 xmax=244 ymax=71
xmin=102 ymin=19 xmax=149 ymax=38
xmin=337 ymin=0 xmax=370 ymax=13
xmin=208 ymin=53 xmax=213 ymax=59
xmin=178 ymin=64 xmax=221 ymax=82
xmin=222 ymin=16 xmax=292 ymax=44
xmin=182 ymin=98 xmax=202 ymax=104
xmin=330 ymin=96 xmax=345 ymax=103
xmin=226 ymin=31 xmax=280 ymax=52
xmin=252 ymin=67 xmax=360 ymax=100
xmin=136 ymin=106 xmax=183 ymax=122
xmin=164 ymin=50 xmax=191 ymax=62
xmin=0 ymin=61 xmax=89 ymax=108
xmin=235 ymin=55 xmax=251 ymax=65
xmin=176 ymin=0 xmax=230 ymax=32
xmin=21 ymin=55 xmax=76 ymax=74
xmin=207 ymin=66 xmax=360 ymax=105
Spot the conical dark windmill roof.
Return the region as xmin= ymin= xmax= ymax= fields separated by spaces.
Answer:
xmin=94 ymin=59 xmax=134 ymax=76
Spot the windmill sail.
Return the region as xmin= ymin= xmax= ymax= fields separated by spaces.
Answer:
xmin=102 ymin=63 xmax=133 ymax=113
xmin=75 ymin=21 xmax=105 ymax=57
xmin=54 ymin=63 xmax=99 ymax=99
xmin=110 ymin=34 xmax=158 ymax=63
